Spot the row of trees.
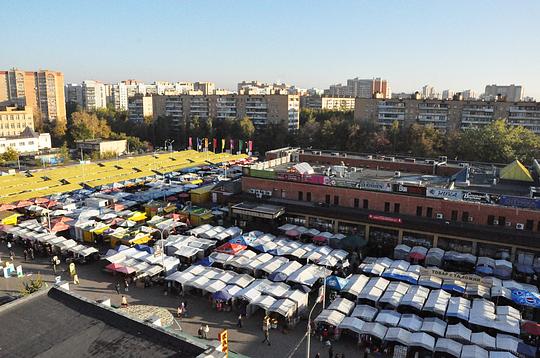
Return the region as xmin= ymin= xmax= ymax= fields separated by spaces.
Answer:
xmin=58 ymin=104 xmax=540 ymax=164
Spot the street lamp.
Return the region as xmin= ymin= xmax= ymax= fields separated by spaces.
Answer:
xmin=306 ymin=291 xmax=324 ymax=358
xmin=155 ymin=225 xmax=173 ymax=270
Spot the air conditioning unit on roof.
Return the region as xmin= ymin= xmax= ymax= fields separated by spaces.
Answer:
xmin=516 ymin=223 xmax=524 ymax=230
xmin=436 ymin=213 xmax=444 ymax=219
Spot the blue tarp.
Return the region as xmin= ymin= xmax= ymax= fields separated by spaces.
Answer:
xmin=326 ymin=276 xmax=349 ymax=291
xmin=517 ymin=342 xmax=537 ymax=358
xmin=134 ymin=244 xmax=154 ymax=254
xmin=229 ymin=236 xmax=252 ymax=246
xmin=516 ymin=264 xmax=535 ymax=275
xmin=195 ymin=257 xmax=214 ymax=267
xmin=494 ymin=268 xmax=512 ymax=280
xmin=382 ymin=271 xmax=418 ymax=285
xmin=268 ymin=272 xmax=288 ymax=282
xmin=475 ymin=265 xmax=494 ymax=276
xmin=511 ymin=289 xmax=540 ymax=308
xmin=212 ymin=290 xmax=232 ymax=301
xmin=442 ymin=283 xmax=466 ymax=294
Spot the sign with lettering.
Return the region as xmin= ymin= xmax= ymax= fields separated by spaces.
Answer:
xmin=499 ymin=195 xmax=540 ymax=210
xmin=419 ymin=267 xmax=493 ymax=286
xmin=426 ymin=187 xmax=464 ymax=201
xmin=393 ymin=184 xmax=426 ymax=196
xmin=462 ymin=191 xmax=493 ymax=203
xmin=356 ymin=180 xmax=393 ymax=192
xmin=368 ymin=214 xmax=402 ymax=224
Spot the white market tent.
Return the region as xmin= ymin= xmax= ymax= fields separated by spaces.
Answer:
xmin=375 ymin=310 xmax=402 ymax=327
xmin=400 ymin=285 xmax=430 ymax=311
xmin=327 ymin=297 xmax=355 ymax=316
xmin=495 ymin=334 xmax=521 ymax=354
xmin=410 ymin=332 xmax=436 ymax=351
xmin=268 ymin=298 xmax=297 ymax=318
xmin=250 ymin=295 xmax=277 ymax=311
xmin=446 ymin=323 xmax=472 ymax=343
xmin=461 ymin=345 xmax=489 ymax=358
xmin=421 ymin=317 xmax=448 ymax=337
xmin=471 ymin=332 xmax=496 ymax=350
xmin=338 ymin=317 xmax=365 ymax=334
xmin=341 ymin=274 xmax=369 ymax=297
xmin=435 ymin=338 xmax=463 ymax=358
xmin=360 ymin=322 xmax=388 ymax=340
xmin=314 ymin=309 xmax=346 ymax=327
xmin=351 ymin=305 xmax=378 ymax=322
xmin=398 ymin=313 xmax=423 ymax=332
xmin=384 ymin=327 xmax=412 ymax=346
xmin=424 ymin=289 xmax=452 ymax=317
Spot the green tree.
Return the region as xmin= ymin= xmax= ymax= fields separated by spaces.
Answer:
xmin=236 ymin=116 xmax=255 ymax=139
xmin=57 ymin=143 xmax=70 ymax=163
xmin=68 ymin=111 xmax=112 ymax=143
xmin=20 ymin=273 xmax=45 ymax=296
xmin=50 ymin=119 xmax=67 ymax=146
xmin=2 ymin=146 xmax=19 ymax=161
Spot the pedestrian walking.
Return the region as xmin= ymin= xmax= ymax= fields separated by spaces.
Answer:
xmin=124 ymin=277 xmax=129 ymax=292
xmin=177 ymin=305 xmax=183 ymax=318
xmin=121 ymin=295 xmax=128 ymax=307
xmin=181 ymin=301 xmax=187 ymax=317
xmin=237 ymin=313 xmax=243 ymax=328
xmin=315 ymin=353 xmax=320 ymax=358
xmin=7 ymin=241 xmax=12 ymax=250
xmin=29 ymin=247 xmax=34 ymax=260
xmin=327 ymin=341 xmax=333 ymax=358
xmin=23 ymin=249 xmax=28 ymax=261
xmin=198 ymin=324 xmax=204 ymax=338
xmin=9 ymin=250 xmax=14 ymax=262
xmin=115 ymin=282 xmax=121 ymax=295
xmin=203 ymin=324 xmax=209 ymax=339
xmin=73 ymin=273 xmax=80 ymax=285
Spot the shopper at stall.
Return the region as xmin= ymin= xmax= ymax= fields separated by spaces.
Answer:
xmin=203 ymin=324 xmax=209 ymax=339
xmin=23 ymin=249 xmax=28 ymax=261
xmin=115 ymin=282 xmax=121 ymax=295
xmin=261 ymin=318 xmax=271 ymax=346
xmin=237 ymin=314 xmax=243 ymax=328
xmin=123 ymin=277 xmax=129 ymax=292
xmin=29 ymin=247 xmax=34 ymax=260
xmin=121 ymin=295 xmax=128 ymax=307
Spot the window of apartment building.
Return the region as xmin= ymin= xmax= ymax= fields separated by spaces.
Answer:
xmin=498 ymin=216 xmax=506 ymax=226
xmin=416 ymin=206 xmax=422 ymax=216
xmin=487 ymin=215 xmax=495 ymax=225
xmin=306 ymin=192 xmax=311 ymax=202
xmin=354 ymin=198 xmax=359 ymax=208
xmin=451 ymin=210 xmax=458 ymax=221
xmin=525 ymin=220 xmax=533 ymax=231
xmin=426 ymin=207 xmax=433 ymax=218
xmin=334 ymin=195 xmax=339 ymax=206
xmin=298 ymin=191 xmax=303 ymax=201
xmin=363 ymin=199 xmax=369 ymax=209
xmin=394 ymin=203 xmax=400 ymax=213
xmin=325 ymin=195 xmax=330 ymax=204
xmin=462 ymin=211 xmax=469 ymax=222
xmin=384 ymin=202 xmax=390 ymax=212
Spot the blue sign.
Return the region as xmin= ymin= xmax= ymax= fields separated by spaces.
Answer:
xmin=499 ymin=195 xmax=540 ymax=210
xmin=511 ymin=289 xmax=540 ymax=308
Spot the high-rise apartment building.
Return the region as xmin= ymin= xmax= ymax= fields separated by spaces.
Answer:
xmin=300 ymin=96 xmax=356 ymax=111
xmin=65 ymin=83 xmax=83 ymax=107
xmin=193 ymin=82 xmax=215 ymax=95
xmin=325 ymin=77 xmax=390 ymax=98
xmin=65 ymin=81 xmax=107 ymax=111
xmin=484 ymin=84 xmax=523 ymax=102
xmin=0 ymin=69 xmax=66 ymax=124
xmin=128 ymin=94 xmax=153 ymax=122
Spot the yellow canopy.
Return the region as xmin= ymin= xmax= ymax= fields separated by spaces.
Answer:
xmin=0 ymin=212 xmax=21 ymax=225
xmin=500 ymin=160 xmax=534 ymax=182
xmin=128 ymin=211 xmax=147 ymax=222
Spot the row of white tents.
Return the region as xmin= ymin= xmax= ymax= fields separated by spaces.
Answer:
xmin=165 ymin=264 xmax=309 ymax=319
xmin=315 ymin=297 xmax=531 ymax=357
xmin=104 ymin=246 xmax=179 ymax=277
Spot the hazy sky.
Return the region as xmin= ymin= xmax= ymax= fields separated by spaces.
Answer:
xmin=3 ymin=0 xmax=539 ymax=98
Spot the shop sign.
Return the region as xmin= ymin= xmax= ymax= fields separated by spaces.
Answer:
xmin=393 ymin=184 xmax=426 ymax=196
xmin=419 ymin=267 xmax=493 ymax=286
xmin=462 ymin=191 xmax=492 ymax=203
xmin=356 ymin=180 xmax=393 ymax=192
xmin=426 ymin=187 xmax=463 ymax=200
xmin=276 ymin=172 xmax=302 ymax=182
xmin=499 ymin=195 xmax=540 ymax=210
xmin=368 ymin=214 xmax=402 ymax=224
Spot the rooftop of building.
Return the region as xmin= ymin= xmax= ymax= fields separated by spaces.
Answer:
xmin=0 ymin=285 xmax=212 ymax=357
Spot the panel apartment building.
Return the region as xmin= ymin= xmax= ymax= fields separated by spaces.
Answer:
xmin=152 ymin=93 xmax=300 ymax=132
xmin=354 ymin=98 xmax=540 ymax=134
xmin=0 ymin=69 xmax=66 ymax=124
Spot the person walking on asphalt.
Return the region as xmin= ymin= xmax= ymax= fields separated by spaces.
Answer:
xmin=124 ymin=277 xmax=129 ymax=292
xmin=261 ymin=318 xmax=271 ymax=346
xmin=115 ymin=282 xmax=121 ymax=295
xmin=315 ymin=353 xmax=320 ymax=358
xmin=23 ymin=249 xmax=28 ymax=261
xmin=29 ymin=247 xmax=35 ymax=260
xmin=203 ymin=324 xmax=209 ymax=339
xmin=121 ymin=295 xmax=128 ymax=307
xmin=237 ymin=313 xmax=243 ymax=328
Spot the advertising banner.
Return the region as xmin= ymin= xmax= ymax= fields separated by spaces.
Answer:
xmin=426 ymin=187 xmax=464 ymax=201
xmin=393 ymin=184 xmax=427 ymax=196
xmin=462 ymin=191 xmax=493 ymax=203
xmin=499 ymin=195 xmax=540 ymax=210
xmin=368 ymin=214 xmax=402 ymax=224
xmin=419 ymin=267 xmax=492 ymax=286
xmin=356 ymin=180 xmax=393 ymax=192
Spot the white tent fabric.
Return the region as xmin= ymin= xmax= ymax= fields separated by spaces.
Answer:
xmin=375 ymin=310 xmax=401 ymax=327
xmin=379 ymin=281 xmax=410 ymax=308
xmin=358 ymin=277 xmax=389 ymax=303
xmin=250 ymin=295 xmax=277 ymax=311
xmin=495 ymin=334 xmax=521 ymax=354
xmin=446 ymin=297 xmax=471 ymax=321
xmin=421 ymin=317 xmax=447 ymax=337
xmin=351 ymin=305 xmax=378 ymax=322
xmin=400 ymin=285 xmax=430 ymax=311
xmin=260 ymin=282 xmax=290 ymax=298
xmin=385 ymin=327 xmax=411 ymax=346
xmin=338 ymin=317 xmax=365 ymax=334
xmin=410 ymin=332 xmax=436 ymax=350
xmin=489 ymin=352 xmax=518 ymax=358
xmin=461 ymin=345 xmax=489 ymax=358
xmin=418 ymin=275 xmax=443 ymax=289
xmin=341 ymin=274 xmax=370 ymax=297
xmin=228 ymin=274 xmax=255 ymax=288
xmin=268 ymin=298 xmax=297 ymax=318
xmin=424 ymin=289 xmax=451 ymax=316
xmin=471 ymin=332 xmax=496 ymax=350
xmin=398 ymin=314 xmax=423 ymax=332
xmin=446 ymin=323 xmax=472 ymax=343
xmin=204 ymin=279 xmax=227 ymax=294
xmin=314 ymin=309 xmax=346 ymax=327
xmin=360 ymin=322 xmax=388 ymax=340
xmin=327 ymin=298 xmax=355 ymax=316
xmin=436 ymin=338 xmax=463 ymax=358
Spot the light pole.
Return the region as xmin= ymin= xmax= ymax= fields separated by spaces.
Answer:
xmin=156 ymin=226 xmax=172 ymax=270
xmin=306 ymin=292 xmax=323 ymax=358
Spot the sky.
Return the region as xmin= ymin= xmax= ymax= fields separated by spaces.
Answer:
xmin=2 ymin=0 xmax=540 ymax=98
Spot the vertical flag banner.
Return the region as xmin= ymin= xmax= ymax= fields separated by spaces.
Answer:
xmin=197 ymin=138 xmax=202 ymax=151
xmin=239 ymin=140 xmax=244 ymax=153
xmin=249 ymin=140 xmax=253 ymax=153
xmin=188 ymin=137 xmax=192 ymax=148
xmin=221 ymin=139 xmax=225 ymax=152
xmin=204 ymin=138 xmax=208 ymax=149
xmin=230 ymin=139 xmax=234 ymax=151
xmin=213 ymin=138 xmax=217 ymax=152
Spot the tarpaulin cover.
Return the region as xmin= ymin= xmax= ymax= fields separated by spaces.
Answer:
xmin=511 ymin=289 xmax=540 ymax=308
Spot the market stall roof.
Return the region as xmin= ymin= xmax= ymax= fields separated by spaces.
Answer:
xmin=351 ymin=304 xmax=378 ymax=322
xmin=410 ymin=332 xmax=436 ymax=351
xmin=496 ymin=334 xmax=521 ymax=354
xmin=204 ymin=279 xmax=228 ymax=294
xmin=339 ymin=317 xmax=365 ymax=334
xmin=499 ymin=160 xmax=533 ymax=182
xmin=400 ymin=285 xmax=430 ymax=311
xmin=398 ymin=313 xmax=423 ymax=332
xmin=471 ymin=332 xmax=496 ymax=350
xmin=360 ymin=322 xmax=388 ymax=340
xmin=228 ymin=274 xmax=255 ymax=288
xmin=424 ymin=289 xmax=451 ymax=316
xmin=268 ymin=298 xmax=297 ymax=318
xmin=314 ymin=309 xmax=346 ymax=327
xmin=327 ymin=298 xmax=355 ymax=316
xmin=446 ymin=297 xmax=471 ymax=321
xmin=250 ymin=295 xmax=276 ymax=311
xmin=435 ymin=338 xmax=463 ymax=358
xmin=421 ymin=317 xmax=447 ymax=337
xmin=375 ymin=310 xmax=401 ymax=327
xmin=215 ymin=242 xmax=246 ymax=255
xmin=418 ymin=275 xmax=442 ymax=289
xmin=384 ymin=327 xmax=412 ymax=346
xmin=461 ymin=345 xmax=489 ymax=358
xmin=489 ymin=353 xmax=518 ymax=358
xmin=446 ymin=323 xmax=472 ymax=343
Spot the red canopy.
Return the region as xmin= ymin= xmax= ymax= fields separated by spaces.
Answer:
xmin=34 ymin=197 xmax=49 ymax=204
xmin=46 ymin=200 xmax=59 ymax=208
xmin=215 ymin=242 xmax=246 ymax=255
xmin=312 ymin=235 xmax=329 ymax=243
xmin=16 ymin=200 xmax=33 ymax=208
xmin=522 ymin=321 xmax=540 ymax=336
xmin=105 ymin=263 xmax=124 ymax=271
xmin=409 ymin=252 xmax=426 ymax=261
xmin=50 ymin=221 xmax=70 ymax=233
xmin=285 ymin=229 xmax=300 ymax=237
xmin=115 ymin=266 xmax=136 ymax=275
xmin=0 ymin=204 xmax=16 ymax=211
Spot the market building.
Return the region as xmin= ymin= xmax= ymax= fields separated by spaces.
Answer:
xmin=235 ymin=148 xmax=540 ymax=260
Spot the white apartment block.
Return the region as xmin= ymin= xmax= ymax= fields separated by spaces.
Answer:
xmin=483 ymin=84 xmax=523 ymax=102
xmin=0 ymin=127 xmax=51 ymax=154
